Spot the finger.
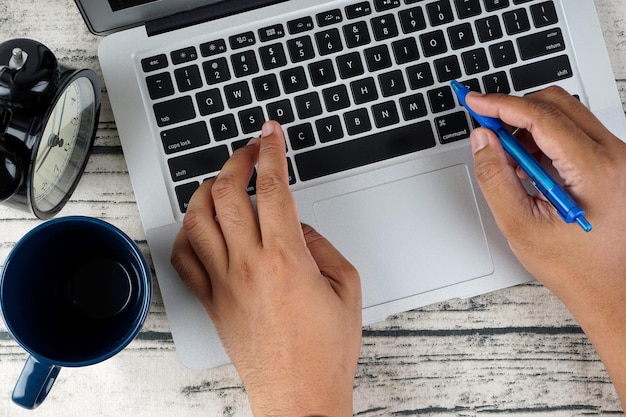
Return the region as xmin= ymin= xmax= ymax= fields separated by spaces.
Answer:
xmin=255 ymin=121 xmax=303 ymax=246
xmin=211 ymin=139 xmax=262 ymax=252
xmin=171 ymin=227 xmax=214 ymax=310
xmin=301 ymin=224 xmax=361 ymax=307
xmin=470 ymin=127 xmax=559 ymax=236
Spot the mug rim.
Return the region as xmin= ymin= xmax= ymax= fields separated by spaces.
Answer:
xmin=0 ymin=216 xmax=152 ymax=367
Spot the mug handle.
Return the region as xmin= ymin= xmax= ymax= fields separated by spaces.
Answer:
xmin=12 ymin=355 xmax=62 ymax=409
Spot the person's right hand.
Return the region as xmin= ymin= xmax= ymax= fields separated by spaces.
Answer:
xmin=466 ymin=86 xmax=626 ymax=406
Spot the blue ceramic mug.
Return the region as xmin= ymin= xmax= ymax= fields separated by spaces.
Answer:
xmin=0 ymin=216 xmax=151 ymax=409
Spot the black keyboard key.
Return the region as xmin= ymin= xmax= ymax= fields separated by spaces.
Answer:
xmin=196 ymin=89 xmax=224 ymax=115
xmin=392 ymin=38 xmax=420 ymax=64
xmin=309 ymin=59 xmax=337 ymax=86
xmin=280 ymin=67 xmax=309 ymax=93
xmin=316 ymin=115 xmax=344 ymax=142
xmin=323 ymin=84 xmax=351 ymax=111
xmin=203 ymin=58 xmax=231 ymax=85
xmin=238 ymin=107 xmax=265 ymax=134
xmin=230 ymin=32 xmax=256 ymax=50
xmin=406 ymin=62 xmax=434 ymax=90
xmin=517 ymin=28 xmax=565 ymax=60
xmin=426 ymin=1 xmax=455 ymax=26
xmin=510 ymin=54 xmax=573 ymax=91
xmin=259 ymin=24 xmax=286 ymax=42
xmin=174 ymin=65 xmax=203 ymax=92
xmin=175 ymin=181 xmax=200 ymax=213
xmin=399 ymin=93 xmax=428 ymax=120
xmin=435 ymin=111 xmax=470 ymax=144
xmin=344 ymin=108 xmax=372 ymax=135
xmin=161 ymin=121 xmax=210 ymax=155
xmin=374 ymin=0 xmax=401 ymax=12
xmin=154 ymin=96 xmax=195 ymax=127
xmin=420 ymin=30 xmax=448 ymax=57
xmin=210 ymin=114 xmax=239 ymax=141
xmin=259 ymin=43 xmax=288 ymax=70
xmin=345 ymin=2 xmax=372 ymax=19
xmin=399 ymin=7 xmax=426 ymax=33
xmin=142 ymin=54 xmax=168 ymax=72
xmin=288 ymin=36 xmax=315 ymax=63
xmin=231 ymin=51 xmax=259 ymax=77
xmin=337 ymin=52 xmax=365 ymax=79
xmin=253 ymin=74 xmax=281 ymax=101
xmin=344 ymin=21 xmax=371 ymax=49
xmin=379 ymin=70 xmax=406 ymax=97
xmin=428 ymin=86 xmax=456 ymax=113
xmin=350 ymin=77 xmax=378 ymax=104
xmin=489 ymin=41 xmax=517 ymax=67
xmin=267 ymin=99 xmax=295 ymax=124
xmin=434 ymin=55 xmax=461 ymax=82
xmin=224 ymin=81 xmax=252 ymax=108
xmin=371 ymin=14 xmax=399 ymax=41
xmin=482 ymin=71 xmax=511 ymax=94
xmin=171 ymin=47 xmax=198 ymax=65
xmin=146 ymin=72 xmax=174 ymax=100
xmin=168 ymin=146 xmax=229 ymax=182
xmin=288 ymin=123 xmax=316 ymax=150
xmin=461 ymin=48 xmax=490 ymax=75
xmin=288 ymin=17 xmax=314 ymax=34
xmin=295 ymin=92 xmax=323 ymax=119
xmin=200 ymin=39 xmax=227 ymax=57
xmin=317 ymin=9 xmax=343 ymax=27
xmin=295 ymin=122 xmax=436 ymax=181
xmin=448 ymin=23 xmax=475 ymax=50
xmin=531 ymin=2 xmax=559 ymax=28
xmin=364 ymin=45 xmax=392 ymax=72
xmin=475 ymin=16 xmax=503 ymax=42
xmin=372 ymin=101 xmax=400 ymax=128
xmin=453 ymin=0 xmax=482 ymax=19
xmin=484 ymin=0 xmax=509 ymax=12
xmin=315 ymin=29 xmax=344 ymax=56
xmin=503 ymin=8 xmax=531 ymax=35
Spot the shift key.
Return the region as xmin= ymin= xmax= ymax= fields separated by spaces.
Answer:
xmin=168 ymin=145 xmax=230 ymax=181
xmin=511 ymin=55 xmax=572 ymax=91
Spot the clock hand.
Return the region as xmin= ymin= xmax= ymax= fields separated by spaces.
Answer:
xmin=35 ymin=93 xmax=68 ymax=173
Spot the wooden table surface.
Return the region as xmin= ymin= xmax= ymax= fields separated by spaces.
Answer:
xmin=1 ymin=1 xmax=625 ymax=416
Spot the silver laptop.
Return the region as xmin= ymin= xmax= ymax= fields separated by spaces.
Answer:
xmin=75 ymin=0 xmax=626 ymax=369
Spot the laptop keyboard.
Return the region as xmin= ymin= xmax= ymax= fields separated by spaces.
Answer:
xmin=138 ymin=0 xmax=574 ymax=214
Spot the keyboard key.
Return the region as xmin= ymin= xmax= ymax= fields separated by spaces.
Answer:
xmin=175 ymin=181 xmax=199 ymax=213
xmin=171 ymin=47 xmax=198 ymax=65
xmin=295 ymin=122 xmax=436 ymax=181
xmin=345 ymin=2 xmax=372 ymax=19
xmin=399 ymin=7 xmax=426 ymax=33
xmin=510 ymin=54 xmax=573 ymax=91
xmin=372 ymin=101 xmax=400 ymax=128
xmin=287 ymin=36 xmax=315 ymax=63
xmin=267 ymin=99 xmax=295 ymax=124
xmin=364 ymin=45 xmax=392 ymax=72
xmin=336 ymin=52 xmax=365 ymax=79
xmin=426 ymin=1 xmax=455 ymax=26
xmin=406 ymin=62 xmax=434 ymax=89
xmin=322 ymin=84 xmax=351 ymax=112
xmin=295 ymin=92 xmax=323 ymax=119
xmin=315 ymin=29 xmax=344 ymax=56
xmin=399 ymin=93 xmax=428 ymax=120
xmin=259 ymin=24 xmax=286 ymax=42
xmin=161 ymin=121 xmax=210 ymax=155
xmin=374 ymin=0 xmax=400 ymax=12
xmin=288 ymin=123 xmax=316 ymax=150
xmin=435 ymin=111 xmax=470 ymax=144
xmin=141 ymin=54 xmax=168 ymax=72
xmin=350 ymin=77 xmax=378 ymax=104
xmin=461 ymin=48 xmax=489 ymax=75
xmin=482 ymin=71 xmax=511 ymax=94
xmin=392 ymin=38 xmax=420 ymax=64
xmin=343 ymin=22 xmax=371 ymax=48
xmin=231 ymin=51 xmax=259 ymax=77
xmin=420 ymin=30 xmax=448 ymax=57
xmin=489 ymin=41 xmax=517 ymax=67
xmin=475 ymin=16 xmax=503 ymax=42
xmin=503 ymin=8 xmax=531 ymax=35
xmin=316 ymin=115 xmax=344 ymax=142
xmin=371 ymin=14 xmax=399 ymax=41
xmin=288 ymin=17 xmax=314 ymax=34
xmin=238 ymin=107 xmax=265 ymax=134
xmin=280 ymin=67 xmax=309 ymax=93
xmin=453 ymin=0 xmax=482 ymax=19
xmin=196 ymin=89 xmax=224 ymax=115
xmin=224 ymin=81 xmax=252 ymax=108
xmin=484 ymin=0 xmax=509 ymax=12
xmin=259 ymin=43 xmax=288 ymax=70
xmin=230 ymin=31 xmax=256 ymax=49
xmin=210 ymin=114 xmax=239 ymax=141
xmin=531 ymin=2 xmax=559 ymax=28
xmin=168 ymin=146 xmax=229 ymax=182
xmin=434 ymin=55 xmax=461 ymax=82
xmin=344 ymin=108 xmax=372 ymax=135
xmin=517 ymin=28 xmax=565 ymax=60
xmin=448 ymin=23 xmax=475 ymax=50
xmin=316 ymin=9 xmax=343 ymax=27
xmin=309 ymin=59 xmax=337 ymax=86
xmin=252 ymin=74 xmax=281 ymax=101
xmin=203 ymin=58 xmax=231 ymax=85
xmin=428 ymin=86 xmax=456 ymax=113
xmin=146 ymin=72 xmax=174 ymax=100
xmin=200 ymin=39 xmax=227 ymax=57
xmin=379 ymin=70 xmax=406 ymax=97
xmin=174 ymin=65 xmax=203 ymax=92
xmin=154 ymin=96 xmax=195 ymax=127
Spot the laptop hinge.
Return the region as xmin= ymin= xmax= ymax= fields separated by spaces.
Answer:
xmin=145 ymin=0 xmax=289 ymax=37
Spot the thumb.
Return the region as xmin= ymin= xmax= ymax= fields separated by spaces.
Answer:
xmin=471 ymin=128 xmax=555 ymax=236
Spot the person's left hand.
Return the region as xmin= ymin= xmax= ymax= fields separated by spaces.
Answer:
xmin=171 ymin=121 xmax=362 ymax=417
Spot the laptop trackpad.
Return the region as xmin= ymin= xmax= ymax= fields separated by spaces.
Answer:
xmin=313 ymin=164 xmax=493 ymax=308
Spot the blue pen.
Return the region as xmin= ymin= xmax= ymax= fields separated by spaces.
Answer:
xmin=450 ymin=80 xmax=592 ymax=232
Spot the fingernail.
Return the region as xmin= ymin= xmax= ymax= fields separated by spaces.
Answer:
xmin=470 ymin=129 xmax=490 ymax=154
xmin=261 ymin=121 xmax=275 ymax=137
xmin=247 ymin=137 xmax=260 ymax=146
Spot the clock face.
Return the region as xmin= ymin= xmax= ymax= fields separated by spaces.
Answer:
xmin=31 ymin=77 xmax=97 ymax=215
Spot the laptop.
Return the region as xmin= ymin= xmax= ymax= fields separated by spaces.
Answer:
xmin=75 ymin=0 xmax=626 ymax=369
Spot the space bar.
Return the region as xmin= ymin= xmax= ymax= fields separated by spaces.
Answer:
xmin=295 ymin=121 xmax=436 ymax=182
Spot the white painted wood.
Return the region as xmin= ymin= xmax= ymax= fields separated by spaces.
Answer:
xmin=0 ymin=1 xmax=625 ymax=415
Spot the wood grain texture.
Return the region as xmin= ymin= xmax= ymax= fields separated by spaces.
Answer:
xmin=1 ymin=1 xmax=625 ymax=416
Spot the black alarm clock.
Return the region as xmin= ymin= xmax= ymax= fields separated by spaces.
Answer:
xmin=0 ymin=38 xmax=101 ymax=219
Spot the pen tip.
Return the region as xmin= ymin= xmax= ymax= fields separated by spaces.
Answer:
xmin=577 ymin=216 xmax=593 ymax=232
